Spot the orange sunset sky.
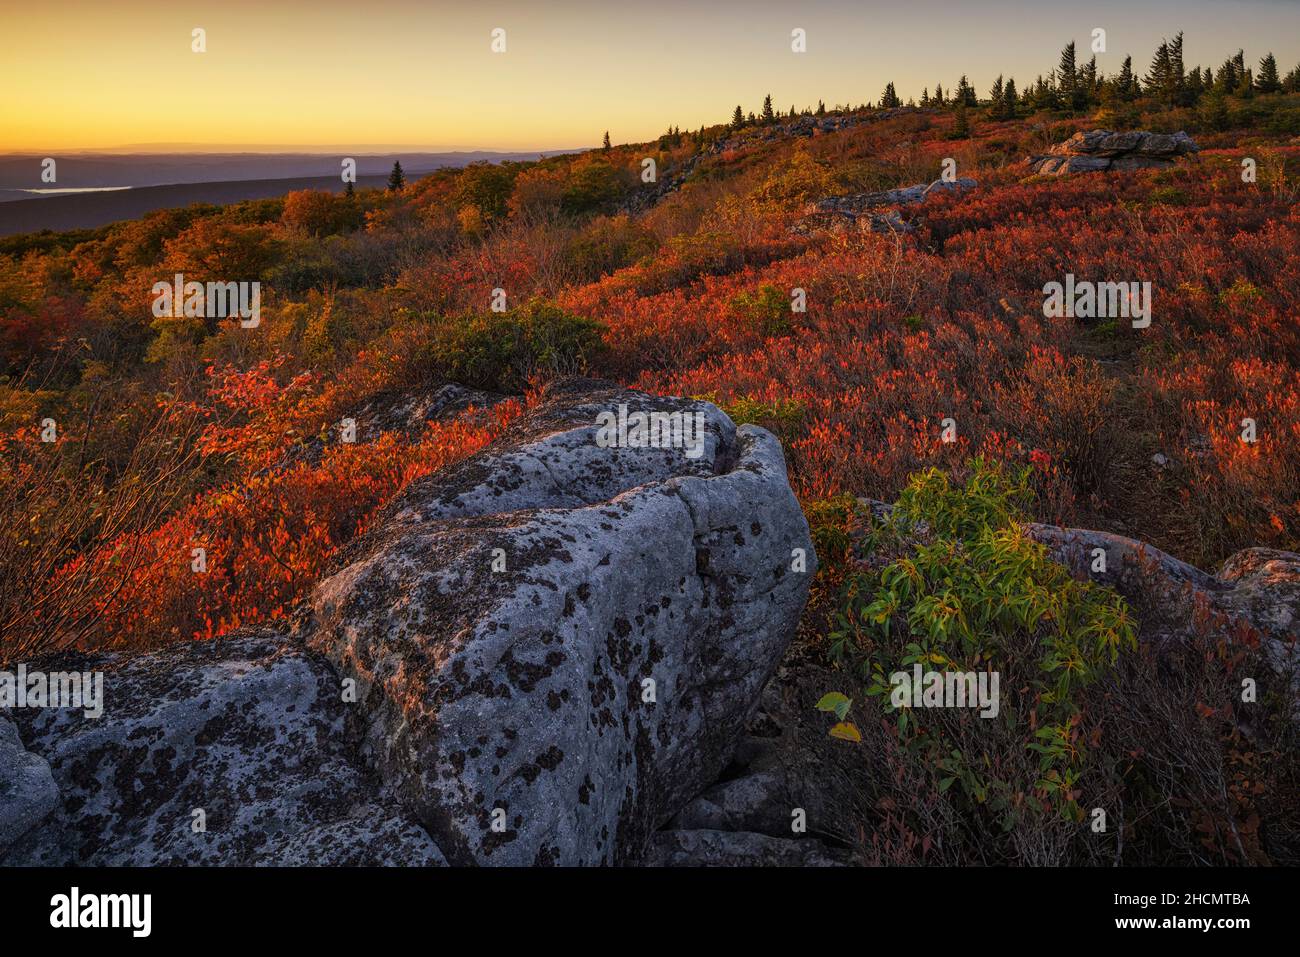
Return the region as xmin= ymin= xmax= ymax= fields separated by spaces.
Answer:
xmin=3 ymin=0 xmax=1299 ymax=152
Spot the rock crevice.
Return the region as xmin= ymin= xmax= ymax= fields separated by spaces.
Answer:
xmin=2 ymin=380 xmax=815 ymax=867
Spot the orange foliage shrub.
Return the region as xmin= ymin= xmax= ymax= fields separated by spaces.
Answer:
xmin=44 ymin=365 xmax=522 ymax=648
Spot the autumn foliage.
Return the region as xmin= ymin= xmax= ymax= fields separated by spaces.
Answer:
xmin=3 ymin=88 xmax=1298 ymax=660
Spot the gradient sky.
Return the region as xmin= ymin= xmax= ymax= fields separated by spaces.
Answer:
xmin=3 ymin=0 xmax=1299 ymax=152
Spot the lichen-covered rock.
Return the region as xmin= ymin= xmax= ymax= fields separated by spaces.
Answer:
xmin=1029 ymin=129 xmax=1198 ymax=175
xmin=4 ymin=630 xmax=445 ymax=866
xmin=1216 ymin=549 xmax=1300 ymax=671
xmin=856 ymin=506 xmax=1296 ymax=685
xmin=794 ymin=177 xmax=977 ymax=235
xmin=1035 ymin=155 xmax=1112 ymax=175
xmin=3 ymin=380 xmax=813 ymax=867
xmin=0 ymin=716 xmax=58 ymax=854
xmin=355 ymin=383 xmax=508 ymax=439
xmin=1023 ymin=526 xmax=1298 ymax=674
xmin=307 ymin=379 xmax=815 ymax=865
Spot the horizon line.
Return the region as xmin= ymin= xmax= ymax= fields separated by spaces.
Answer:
xmin=0 ymin=144 xmax=593 ymax=156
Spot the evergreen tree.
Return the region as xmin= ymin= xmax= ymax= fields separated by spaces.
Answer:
xmin=761 ymin=94 xmax=775 ymax=123
xmin=1285 ymin=64 xmax=1300 ymax=94
xmin=1003 ymin=77 xmax=1018 ymax=118
xmin=1116 ymin=55 xmax=1137 ymax=102
xmin=1202 ymin=89 xmax=1230 ymax=131
xmin=934 ymin=83 xmax=946 ymax=106
xmin=1169 ymin=32 xmax=1188 ymax=104
xmin=920 ymin=87 xmax=930 ymax=107
xmin=731 ymin=104 xmax=744 ymax=129
xmin=1081 ymin=55 xmax=1099 ymax=105
xmin=1227 ymin=50 xmax=1252 ymax=97
xmin=602 ymin=130 xmax=611 ymax=151
xmin=989 ymin=75 xmax=1005 ymax=118
xmin=1239 ymin=68 xmax=1255 ymax=99
xmin=816 ymin=100 xmax=826 ymax=115
xmin=1058 ymin=41 xmax=1081 ymax=109
xmin=1257 ymin=52 xmax=1281 ymax=93
xmin=1146 ymin=39 xmax=1173 ymax=105
xmin=1215 ymin=57 xmax=1238 ymax=93
xmin=1037 ymin=73 xmax=1062 ymax=111
xmin=386 ymin=160 xmax=405 ymax=192
xmin=1186 ymin=65 xmax=1205 ymax=102
xmin=880 ymin=82 xmax=901 ymax=109
xmin=955 ymin=74 xmax=977 ymax=106
xmin=344 ymin=179 xmax=355 ymax=199
xmin=952 ymin=102 xmax=970 ymax=138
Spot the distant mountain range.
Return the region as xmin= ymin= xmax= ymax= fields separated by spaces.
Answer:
xmin=0 ymin=150 xmax=583 ymax=237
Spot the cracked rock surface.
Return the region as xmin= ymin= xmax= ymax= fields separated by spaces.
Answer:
xmin=4 ymin=629 xmax=444 ymax=866
xmin=3 ymin=379 xmax=814 ymax=866
xmin=308 ymin=378 xmax=816 ymax=864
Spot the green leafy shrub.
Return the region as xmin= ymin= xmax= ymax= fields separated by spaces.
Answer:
xmin=730 ymin=283 xmax=793 ymax=338
xmin=415 ymin=298 xmax=606 ymax=393
xmin=1149 ymin=185 xmax=1189 ymax=206
xmin=829 ymin=458 xmax=1136 ymax=826
xmin=718 ymin=394 xmax=806 ymax=443
xmin=560 ymin=158 xmax=625 ymax=215
xmin=563 ymin=214 xmax=659 ymax=282
xmin=455 ymin=162 xmax=520 ymax=223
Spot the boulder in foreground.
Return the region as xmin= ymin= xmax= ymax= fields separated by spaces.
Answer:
xmin=3 ymin=380 xmax=815 ymax=866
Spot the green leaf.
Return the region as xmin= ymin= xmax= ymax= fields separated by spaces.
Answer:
xmin=815 ymin=692 xmax=850 ymax=715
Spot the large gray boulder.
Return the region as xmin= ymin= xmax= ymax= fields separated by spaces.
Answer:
xmin=798 ymin=178 xmax=977 ymax=234
xmin=0 ymin=716 xmax=58 ymax=855
xmin=3 ymin=380 xmax=814 ymax=866
xmin=308 ymin=379 xmax=815 ymax=865
xmin=4 ymin=629 xmax=445 ymax=865
xmin=1024 ymin=526 xmax=1299 ymax=689
xmin=1029 ymin=129 xmax=1198 ymax=175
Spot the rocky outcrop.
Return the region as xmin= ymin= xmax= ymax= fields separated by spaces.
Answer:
xmin=2 ymin=380 xmax=814 ymax=866
xmin=265 ymin=382 xmax=508 ymax=474
xmin=308 ymin=379 xmax=815 ymax=865
xmin=5 ymin=629 xmax=447 ymax=866
xmin=649 ymin=662 xmax=864 ymax=866
xmin=355 ymin=382 xmax=507 ymax=438
xmin=852 ymin=497 xmax=1296 ymax=672
xmin=1027 ymin=525 xmax=1299 ymax=673
xmin=625 ymin=107 xmax=928 ymax=213
xmin=1029 ymin=130 xmax=1199 ymax=175
xmin=793 ymin=178 xmax=977 ymax=236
